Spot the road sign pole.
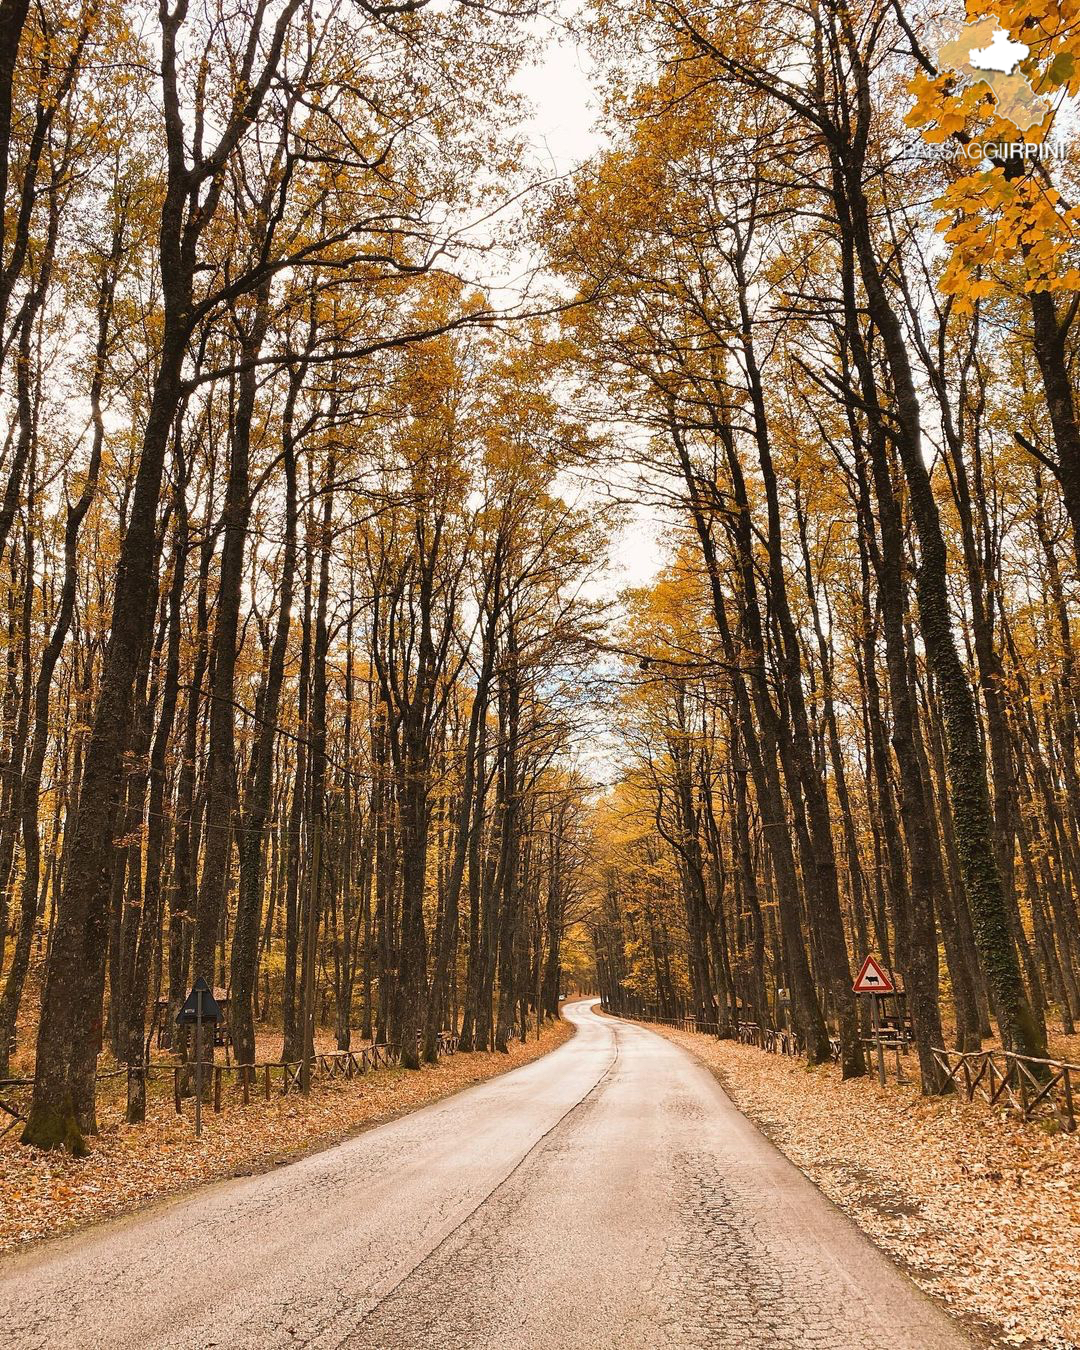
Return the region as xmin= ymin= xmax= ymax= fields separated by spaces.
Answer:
xmin=195 ymin=987 xmax=203 ymax=1139
xmin=870 ymin=992 xmax=885 ymax=1087
xmin=175 ymin=978 xmax=222 ymax=1137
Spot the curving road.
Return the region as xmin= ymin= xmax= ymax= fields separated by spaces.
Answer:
xmin=0 ymin=1001 xmax=970 ymax=1349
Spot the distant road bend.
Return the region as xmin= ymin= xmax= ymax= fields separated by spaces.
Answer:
xmin=0 ymin=1001 xmax=970 ymax=1349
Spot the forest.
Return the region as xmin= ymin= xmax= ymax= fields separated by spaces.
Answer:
xmin=1 ymin=0 xmax=1079 ymax=1166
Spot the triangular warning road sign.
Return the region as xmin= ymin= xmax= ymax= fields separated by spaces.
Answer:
xmin=175 ymin=976 xmax=224 ymax=1025
xmin=852 ymin=954 xmax=895 ymax=994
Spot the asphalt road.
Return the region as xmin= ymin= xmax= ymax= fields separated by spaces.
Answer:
xmin=0 ymin=1000 xmax=971 ymax=1349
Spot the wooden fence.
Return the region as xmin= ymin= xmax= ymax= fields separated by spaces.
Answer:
xmin=0 ymin=1065 xmax=130 ymax=1137
xmin=736 ymin=1020 xmax=839 ymax=1060
xmin=161 ymin=1041 xmax=404 ymax=1115
xmin=618 ymin=1004 xmax=1079 ymax=1133
xmin=0 ymin=1027 xmax=462 ymax=1134
xmin=161 ymin=1028 xmax=460 ymax=1117
xmin=642 ymin=1014 xmax=723 ymax=1036
xmin=0 ymin=1083 xmax=29 ymax=1137
xmin=931 ymin=1047 xmax=1078 ymax=1132
xmin=632 ymin=1011 xmax=841 ymax=1062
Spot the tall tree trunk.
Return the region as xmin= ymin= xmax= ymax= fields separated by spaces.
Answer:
xmin=231 ymin=404 xmax=297 ymax=1064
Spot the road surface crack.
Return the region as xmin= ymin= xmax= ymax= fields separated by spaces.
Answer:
xmin=329 ymin=1022 xmax=623 ymax=1347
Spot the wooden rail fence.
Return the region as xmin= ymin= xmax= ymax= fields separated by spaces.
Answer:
xmin=736 ymin=1020 xmax=838 ymax=1060
xmin=0 ymin=1065 xmax=129 ymax=1137
xmin=617 ymin=1005 xmax=1079 ymax=1133
xmin=0 ymin=1028 xmax=462 ymax=1134
xmin=165 ymin=1041 xmax=404 ymax=1115
xmin=931 ymin=1047 xmax=1078 ymax=1132
xmin=633 ymin=1012 xmax=841 ymax=1062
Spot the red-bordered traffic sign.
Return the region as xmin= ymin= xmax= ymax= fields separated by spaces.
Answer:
xmin=852 ymin=954 xmax=895 ymax=994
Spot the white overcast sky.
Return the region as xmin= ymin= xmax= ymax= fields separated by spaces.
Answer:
xmin=513 ymin=15 xmax=603 ymax=177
